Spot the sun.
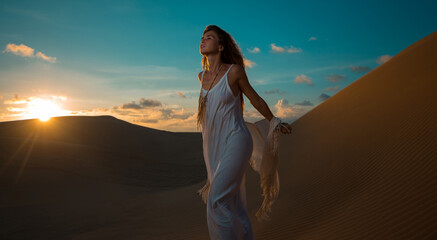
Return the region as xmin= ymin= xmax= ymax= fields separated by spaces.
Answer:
xmin=26 ymin=98 xmax=66 ymax=121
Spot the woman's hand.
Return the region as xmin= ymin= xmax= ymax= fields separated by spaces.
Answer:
xmin=279 ymin=122 xmax=292 ymax=134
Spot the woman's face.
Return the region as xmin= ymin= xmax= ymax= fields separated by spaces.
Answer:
xmin=200 ymin=30 xmax=222 ymax=55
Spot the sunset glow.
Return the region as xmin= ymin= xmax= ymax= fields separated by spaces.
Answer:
xmin=26 ymin=98 xmax=69 ymax=121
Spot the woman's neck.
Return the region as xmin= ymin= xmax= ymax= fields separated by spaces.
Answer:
xmin=208 ymin=57 xmax=223 ymax=73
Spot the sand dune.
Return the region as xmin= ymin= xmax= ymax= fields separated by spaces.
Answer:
xmin=249 ymin=31 xmax=437 ymax=239
xmin=0 ymin=116 xmax=207 ymax=239
xmin=0 ymin=116 xmax=205 ymax=190
xmin=1 ymin=30 xmax=437 ymax=239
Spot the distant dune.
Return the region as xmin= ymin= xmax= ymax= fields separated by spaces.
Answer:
xmin=0 ymin=115 xmax=207 ymax=239
xmin=1 ymin=31 xmax=437 ymax=239
xmin=0 ymin=115 xmax=205 ymax=190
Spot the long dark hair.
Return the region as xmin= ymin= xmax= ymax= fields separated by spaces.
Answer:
xmin=197 ymin=25 xmax=246 ymax=130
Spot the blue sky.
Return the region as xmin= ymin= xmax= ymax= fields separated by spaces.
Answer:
xmin=0 ymin=0 xmax=436 ymax=132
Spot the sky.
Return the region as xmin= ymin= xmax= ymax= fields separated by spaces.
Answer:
xmin=0 ymin=0 xmax=436 ymax=132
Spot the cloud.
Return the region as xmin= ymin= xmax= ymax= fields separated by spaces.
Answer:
xmin=264 ymin=88 xmax=287 ymax=95
xmin=270 ymin=43 xmax=302 ymax=53
xmin=274 ymin=99 xmax=311 ymax=122
xmin=137 ymin=98 xmax=162 ymax=107
xmin=248 ymin=47 xmax=260 ymax=53
xmin=119 ymin=102 xmax=142 ymax=110
xmin=295 ymin=100 xmax=313 ymax=106
xmin=324 ymin=86 xmax=340 ymax=92
xmin=377 ymin=54 xmax=392 ymax=65
xmin=129 ymin=107 xmax=197 ymax=131
xmin=161 ymin=108 xmax=192 ymax=120
xmin=275 ymin=99 xmax=295 ymax=119
xmin=270 ymin=43 xmax=285 ymax=52
xmin=294 ymin=74 xmax=313 ymax=85
xmin=3 ymin=43 xmax=56 ymax=63
xmin=49 ymin=95 xmax=67 ymax=101
xmin=349 ymin=66 xmax=372 ymax=73
xmin=176 ymin=92 xmax=186 ymax=98
xmin=4 ymin=93 xmax=30 ymax=104
xmin=326 ymin=74 xmax=346 ymax=82
xmin=319 ymin=93 xmax=330 ymax=101
xmin=139 ymin=119 xmax=158 ymax=123
xmin=243 ymin=109 xmax=263 ymax=122
xmin=119 ymin=98 xmax=162 ymax=110
xmin=35 ymin=51 xmax=56 ymax=63
xmin=3 ymin=43 xmax=34 ymax=57
xmin=286 ymin=46 xmax=302 ymax=53
xmin=243 ymin=58 xmax=256 ymax=68
xmin=104 ymin=98 xmax=198 ymax=132
xmin=4 ymin=94 xmax=67 ymax=104
xmin=308 ymin=37 xmax=317 ymax=41
xmin=6 ymin=107 xmax=26 ymax=112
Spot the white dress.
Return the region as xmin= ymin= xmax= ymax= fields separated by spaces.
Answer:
xmin=200 ymin=64 xmax=255 ymax=239
xmin=198 ymin=63 xmax=284 ymax=240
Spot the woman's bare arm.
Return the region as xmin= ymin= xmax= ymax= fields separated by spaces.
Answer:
xmin=233 ymin=65 xmax=292 ymax=134
xmin=234 ymin=65 xmax=273 ymax=120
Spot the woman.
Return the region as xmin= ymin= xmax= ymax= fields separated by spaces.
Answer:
xmin=197 ymin=25 xmax=292 ymax=240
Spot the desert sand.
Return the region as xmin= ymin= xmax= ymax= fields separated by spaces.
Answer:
xmin=1 ymin=30 xmax=436 ymax=239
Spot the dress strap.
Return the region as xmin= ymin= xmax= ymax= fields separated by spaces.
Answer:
xmin=201 ymin=70 xmax=205 ymax=83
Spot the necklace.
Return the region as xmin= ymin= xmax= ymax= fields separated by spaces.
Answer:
xmin=200 ymin=63 xmax=224 ymax=103
xmin=197 ymin=63 xmax=224 ymax=130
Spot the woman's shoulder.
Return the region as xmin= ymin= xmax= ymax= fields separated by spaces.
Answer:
xmin=229 ymin=63 xmax=245 ymax=78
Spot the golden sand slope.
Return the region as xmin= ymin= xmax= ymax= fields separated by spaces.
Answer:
xmin=249 ymin=31 xmax=437 ymax=239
